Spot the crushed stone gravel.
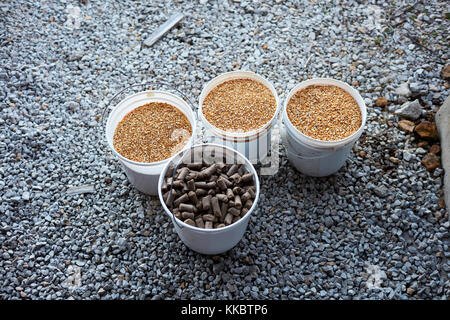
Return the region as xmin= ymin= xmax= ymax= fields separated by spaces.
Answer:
xmin=0 ymin=0 xmax=448 ymax=300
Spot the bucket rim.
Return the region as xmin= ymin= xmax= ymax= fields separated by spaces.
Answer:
xmin=282 ymin=78 xmax=367 ymax=148
xmin=158 ymin=143 xmax=260 ymax=234
xmin=198 ymin=70 xmax=281 ymax=139
xmin=105 ymin=89 xmax=197 ymax=167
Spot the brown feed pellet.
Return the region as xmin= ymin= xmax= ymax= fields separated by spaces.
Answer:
xmin=113 ymin=102 xmax=192 ymax=163
xmin=287 ymin=85 xmax=362 ymax=141
xmin=161 ymin=160 xmax=257 ymax=229
xmin=202 ymin=79 xmax=277 ymax=132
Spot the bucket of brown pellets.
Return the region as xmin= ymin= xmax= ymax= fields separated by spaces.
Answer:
xmin=282 ymin=78 xmax=367 ymax=177
xmin=158 ymin=143 xmax=260 ymax=255
xmin=198 ymin=71 xmax=280 ymax=164
xmin=104 ymin=84 xmax=197 ymax=195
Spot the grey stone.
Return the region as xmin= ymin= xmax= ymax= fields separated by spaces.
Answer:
xmin=395 ymin=83 xmax=411 ymax=97
xmin=66 ymin=184 xmax=95 ymax=195
xmin=436 ymin=95 xmax=450 ymax=214
xmin=373 ymin=185 xmax=388 ymax=198
xmin=409 ymin=82 xmax=420 ymax=93
xmin=394 ymin=100 xmax=423 ymax=120
xmin=415 ymin=148 xmax=427 ymax=154
xmin=403 ymin=150 xmax=413 ymax=162
xmin=324 ymin=217 xmax=334 ymax=228
xmin=68 ymin=51 xmax=84 ymax=62
xmin=22 ymin=191 xmax=30 ymax=201
xmin=65 ymin=101 xmax=78 ymax=112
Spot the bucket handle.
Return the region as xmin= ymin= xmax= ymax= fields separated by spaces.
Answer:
xmin=100 ymin=81 xmax=196 ymax=130
xmin=286 ymin=147 xmax=335 ymax=160
xmin=281 ymin=121 xmax=353 ymax=160
xmin=284 ymin=139 xmax=353 ymax=160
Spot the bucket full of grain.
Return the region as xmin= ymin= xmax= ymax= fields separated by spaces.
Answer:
xmin=103 ymin=83 xmax=197 ymax=195
xmin=158 ymin=143 xmax=260 ymax=255
xmin=198 ymin=71 xmax=280 ymax=164
xmin=282 ymin=78 xmax=367 ymax=177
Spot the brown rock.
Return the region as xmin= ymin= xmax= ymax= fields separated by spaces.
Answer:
xmin=441 ymin=65 xmax=450 ymax=80
xmin=414 ymin=121 xmax=438 ymax=140
xmin=429 ymin=144 xmax=440 ymax=154
xmin=398 ymin=120 xmax=415 ymax=133
xmin=438 ymin=198 xmax=445 ymax=209
xmin=375 ymin=96 xmax=389 ymax=107
xmin=389 ymin=156 xmax=400 ymax=164
xmin=417 ymin=141 xmax=428 ymax=148
xmin=406 ymin=287 xmax=415 ymax=296
xmin=359 ymin=150 xmax=366 ymax=158
xmin=421 ymin=153 xmax=440 ymax=171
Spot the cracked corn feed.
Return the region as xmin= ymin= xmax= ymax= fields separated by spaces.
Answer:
xmin=113 ymin=102 xmax=192 ymax=163
xmin=287 ymin=85 xmax=362 ymax=141
xmin=202 ymin=79 xmax=277 ymax=132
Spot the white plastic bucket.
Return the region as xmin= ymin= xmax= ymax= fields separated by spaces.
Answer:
xmin=198 ymin=71 xmax=280 ymax=164
xmin=282 ymin=78 xmax=367 ymax=177
xmin=105 ymin=90 xmax=197 ymax=195
xmin=158 ymin=143 xmax=260 ymax=255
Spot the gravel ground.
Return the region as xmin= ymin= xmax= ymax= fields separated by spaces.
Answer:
xmin=1 ymin=0 xmax=449 ymax=300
